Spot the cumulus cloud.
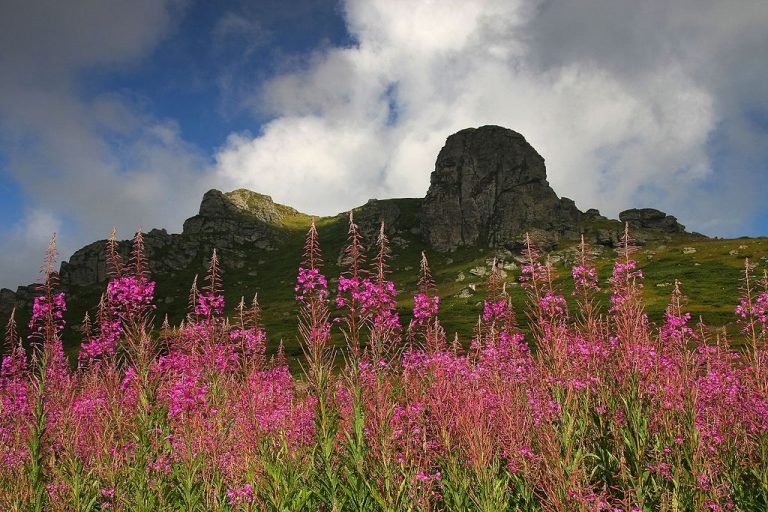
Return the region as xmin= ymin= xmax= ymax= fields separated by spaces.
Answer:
xmin=215 ymin=0 xmax=768 ymax=234
xmin=0 ymin=210 xmax=70 ymax=288
xmin=2 ymin=0 xmax=767 ymax=289
xmin=0 ymin=0 xmax=214 ymax=288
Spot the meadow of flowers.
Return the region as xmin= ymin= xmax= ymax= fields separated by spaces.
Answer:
xmin=1 ymin=216 xmax=767 ymax=511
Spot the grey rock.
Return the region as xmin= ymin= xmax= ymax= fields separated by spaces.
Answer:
xmin=619 ymin=208 xmax=685 ymax=233
xmin=392 ymin=236 xmax=409 ymax=248
xmin=458 ymin=288 xmax=473 ymax=298
xmin=584 ymin=208 xmax=605 ymax=219
xmin=0 ymin=288 xmax=17 ymax=317
xmin=596 ymin=229 xmax=619 ymax=247
xmin=469 ymin=266 xmax=487 ymax=277
xmin=182 ymin=189 xmax=296 ymax=247
xmin=351 ymin=197 xmax=423 ymax=246
xmin=353 ymin=199 xmax=402 ymax=242
xmin=506 ymin=229 xmax=559 ymax=252
xmin=422 ymin=126 xmax=583 ymax=251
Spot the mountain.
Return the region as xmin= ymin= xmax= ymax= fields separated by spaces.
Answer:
xmin=4 ymin=125 xmax=745 ymax=357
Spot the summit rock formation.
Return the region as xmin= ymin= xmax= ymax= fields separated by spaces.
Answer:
xmin=422 ymin=126 xmax=581 ymax=251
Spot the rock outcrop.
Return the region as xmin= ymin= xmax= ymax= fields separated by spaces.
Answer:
xmin=619 ymin=208 xmax=686 ymax=233
xmin=183 ymin=189 xmax=297 ymax=247
xmin=422 ymin=126 xmax=582 ymax=251
xmin=0 ymin=189 xmax=299 ymax=317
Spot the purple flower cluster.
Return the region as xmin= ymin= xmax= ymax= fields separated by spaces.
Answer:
xmin=226 ymin=483 xmax=254 ymax=505
xmin=661 ymin=310 xmax=694 ymax=345
xmin=78 ymin=319 xmax=121 ymax=365
xmin=337 ymin=276 xmax=400 ymax=331
xmin=609 ymin=259 xmax=644 ymax=312
xmin=572 ymin=264 xmax=599 ymax=292
xmin=0 ymin=349 xmax=29 ymax=468
xmin=539 ymin=291 xmax=567 ymax=319
xmin=412 ymin=292 xmax=439 ymax=323
xmin=195 ymin=291 xmax=225 ymax=317
xmin=230 ymin=326 xmax=267 ymax=357
xmin=735 ymin=291 xmax=768 ymax=332
xmin=519 ymin=261 xmax=549 ymax=289
xmin=482 ymin=299 xmax=508 ymax=324
xmin=295 ymin=266 xmax=328 ymax=302
xmin=106 ymin=276 xmax=155 ymax=320
xmin=335 ymin=275 xmax=361 ymax=305
xmin=29 ymin=292 xmax=67 ymax=336
xmin=365 ymin=280 xmax=401 ymax=332
xmin=159 ymin=353 xmax=209 ymax=418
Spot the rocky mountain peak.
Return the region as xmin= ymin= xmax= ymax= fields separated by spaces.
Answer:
xmin=421 ymin=125 xmax=581 ymax=251
xmin=193 ymin=189 xmax=298 ymax=225
xmin=182 ymin=189 xmax=300 ymax=246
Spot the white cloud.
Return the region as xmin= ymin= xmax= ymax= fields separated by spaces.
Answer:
xmin=0 ymin=210 xmax=71 ymax=286
xmin=0 ymin=0 xmax=210 ymax=288
xmin=2 ymin=0 xmax=767 ymax=289
xmin=215 ymin=0 xmax=767 ymax=235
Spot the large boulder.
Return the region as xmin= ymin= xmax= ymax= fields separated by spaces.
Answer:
xmin=619 ymin=208 xmax=685 ymax=233
xmin=422 ymin=125 xmax=582 ymax=250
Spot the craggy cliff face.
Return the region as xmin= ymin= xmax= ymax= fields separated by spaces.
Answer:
xmin=421 ymin=125 xmax=581 ymax=251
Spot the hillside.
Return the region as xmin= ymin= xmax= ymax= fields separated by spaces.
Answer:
xmin=2 ymin=126 xmax=763 ymax=362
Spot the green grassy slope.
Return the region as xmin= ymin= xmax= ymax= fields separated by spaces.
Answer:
xmin=8 ymin=196 xmax=766 ymax=365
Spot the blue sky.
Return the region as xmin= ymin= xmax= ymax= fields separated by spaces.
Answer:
xmin=1 ymin=0 xmax=767 ymax=290
xmin=89 ymin=0 xmax=352 ymax=151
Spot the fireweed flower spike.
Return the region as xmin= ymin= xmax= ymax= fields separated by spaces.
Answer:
xmin=408 ymin=252 xmax=444 ymax=351
xmin=366 ymin=221 xmax=401 ymax=359
xmin=296 ymin=218 xmax=332 ymax=374
xmin=24 ymin=234 xmax=71 ymax=511
xmin=105 ymin=226 xmax=123 ymax=279
xmin=0 ymin=309 xmax=30 ymax=471
xmin=2 ymin=308 xmax=27 ymax=380
xmin=609 ymin=223 xmax=648 ymax=347
xmin=195 ymin=249 xmax=225 ymax=319
xmin=661 ymin=280 xmax=696 ymax=348
xmin=336 ymin=210 xmax=367 ymax=353
xmin=78 ymin=294 xmax=121 ymax=367
xmin=412 ymin=252 xmax=439 ymax=324
xmin=296 ymin=219 xmax=341 ymax=510
xmin=106 ymin=229 xmax=156 ymax=333
xmin=28 ymin=234 xmax=69 ymax=383
xmin=736 ymin=258 xmax=768 ymax=381
xmin=231 ymin=294 xmax=267 ymax=366
xmin=571 ymin=235 xmax=602 ymax=338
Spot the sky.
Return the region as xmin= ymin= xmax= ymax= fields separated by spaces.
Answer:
xmin=1 ymin=0 xmax=767 ymax=290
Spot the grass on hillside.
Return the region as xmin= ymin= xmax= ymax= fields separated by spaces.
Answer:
xmin=10 ymin=199 xmax=766 ymax=369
